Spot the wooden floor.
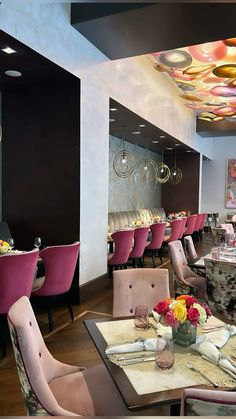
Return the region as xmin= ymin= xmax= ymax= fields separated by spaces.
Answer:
xmin=0 ymin=233 xmax=213 ymax=416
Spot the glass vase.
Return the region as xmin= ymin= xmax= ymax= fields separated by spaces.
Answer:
xmin=172 ymin=321 xmax=197 ymax=347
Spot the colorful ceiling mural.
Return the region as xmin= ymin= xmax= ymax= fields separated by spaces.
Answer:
xmin=151 ymin=38 xmax=236 ymax=122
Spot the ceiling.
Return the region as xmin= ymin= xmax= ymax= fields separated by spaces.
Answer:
xmin=72 ymin=2 xmax=236 ymax=138
xmin=0 ymin=30 xmax=74 ymax=91
xmin=109 ymin=98 xmax=198 ymax=157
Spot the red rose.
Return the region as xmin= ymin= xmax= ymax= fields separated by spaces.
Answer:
xmin=187 ymin=307 xmax=200 ymax=326
xmin=154 ymin=300 xmax=169 ymax=315
xmin=164 ymin=310 xmax=179 ymax=327
xmin=185 ymin=296 xmax=197 ymax=307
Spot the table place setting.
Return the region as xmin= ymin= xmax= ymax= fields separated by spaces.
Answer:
xmin=97 ymin=296 xmax=236 ymax=395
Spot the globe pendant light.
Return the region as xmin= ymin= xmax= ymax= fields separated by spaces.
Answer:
xmin=156 ymin=144 xmax=170 ymax=183
xmin=169 ymin=148 xmax=183 ymax=185
xmin=113 ymin=128 xmax=134 ymax=178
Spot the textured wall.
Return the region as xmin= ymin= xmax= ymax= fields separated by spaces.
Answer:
xmin=0 ymin=2 xmax=213 ymax=285
xmin=109 ymin=136 xmax=161 ymax=212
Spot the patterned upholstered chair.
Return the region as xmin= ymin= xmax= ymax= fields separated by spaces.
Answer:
xmin=181 ymin=387 xmax=236 ymax=416
xmin=8 ymin=296 xmax=131 ymax=416
xmin=205 ymin=258 xmax=236 ymax=322
xmin=113 ymin=268 xmax=170 ymax=317
xmin=168 ymin=240 xmax=206 ymax=299
xmin=211 ymin=227 xmax=226 ymax=246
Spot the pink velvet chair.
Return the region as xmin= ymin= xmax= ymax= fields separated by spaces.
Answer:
xmin=145 ymin=222 xmax=166 ymax=267
xmin=220 ymin=223 xmax=234 ymax=234
xmin=8 ymin=296 xmax=131 ymax=416
xmin=31 ymin=242 xmax=80 ymax=332
xmin=113 ymin=268 xmax=170 ymax=317
xmin=181 ymin=387 xmax=236 ymax=416
xmin=193 ymin=213 xmax=203 ymax=242
xmin=178 ymin=217 xmax=187 ymax=240
xmin=183 ymin=214 xmax=197 ymax=237
xmin=168 ymin=240 xmax=205 ymax=299
xmin=163 ymin=219 xmax=183 ymax=247
xmin=108 ymin=229 xmax=134 ymax=277
xmin=128 ymin=226 xmax=149 ymax=267
xmin=0 ymin=249 xmax=39 ymax=356
xmin=183 ymin=235 xmax=198 ymax=262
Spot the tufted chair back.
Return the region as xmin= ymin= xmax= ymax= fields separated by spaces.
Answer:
xmin=113 ymin=268 xmax=170 ymax=317
xmin=183 ymin=214 xmax=197 ymax=236
xmin=184 ymin=235 xmax=198 ymax=262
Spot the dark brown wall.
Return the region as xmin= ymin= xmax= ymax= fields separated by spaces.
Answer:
xmin=2 ymin=79 xmax=80 ymax=251
xmin=161 ymin=153 xmax=200 ymax=215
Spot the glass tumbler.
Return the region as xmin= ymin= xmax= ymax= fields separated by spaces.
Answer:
xmin=155 ymin=336 xmax=175 ymax=372
xmin=134 ymin=305 xmax=149 ymax=330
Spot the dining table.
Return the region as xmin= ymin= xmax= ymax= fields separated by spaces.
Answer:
xmin=84 ymin=315 xmax=236 ymax=415
xmin=188 ymin=247 xmax=236 ymax=270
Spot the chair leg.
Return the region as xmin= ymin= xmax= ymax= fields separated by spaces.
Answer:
xmin=151 ymin=250 xmax=156 ymax=268
xmin=0 ymin=314 xmax=8 ymax=358
xmin=139 ymin=257 xmax=143 ymax=268
xmin=45 ymin=296 xmax=54 ymax=333
xmin=65 ymin=293 xmax=74 ymax=322
xmin=159 ymin=248 xmax=163 ymax=265
xmin=108 ymin=265 xmax=113 ymax=279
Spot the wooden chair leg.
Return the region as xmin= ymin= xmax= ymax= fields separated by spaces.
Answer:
xmin=65 ymin=292 xmax=74 ymax=322
xmin=108 ymin=265 xmax=113 ymax=278
xmin=159 ymin=248 xmax=163 ymax=265
xmin=139 ymin=257 xmax=143 ymax=268
xmin=151 ymin=251 xmax=156 ymax=268
xmin=0 ymin=314 xmax=8 ymax=358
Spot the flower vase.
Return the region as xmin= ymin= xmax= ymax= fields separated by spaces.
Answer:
xmin=172 ymin=321 xmax=197 ymax=347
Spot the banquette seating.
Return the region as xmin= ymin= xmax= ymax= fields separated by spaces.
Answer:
xmin=108 ymin=207 xmax=166 ymax=233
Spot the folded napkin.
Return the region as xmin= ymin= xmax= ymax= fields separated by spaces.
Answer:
xmin=151 ymin=310 xmax=172 ymax=337
xmin=105 ymin=338 xmax=157 ymax=355
xmin=204 ymin=324 xmax=236 ymax=349
xmin=191 ymin=336 xmax=236 ymax=379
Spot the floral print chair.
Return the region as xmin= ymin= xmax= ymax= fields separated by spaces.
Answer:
xmin=181 ymin=387 xmax=236 ymax=416
xmin=211 ymin=227 xmax=226 ymax=246
xmin=205 ymin=258 xmax=236 ymax=322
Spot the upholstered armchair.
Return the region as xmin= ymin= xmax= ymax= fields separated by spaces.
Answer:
xmin=112 ymin=268 xmax=170 ymax=317
xmin=181 ymin=387 xmax=236 ymax=416
xmin=8 ymin=296 xmax=130 ymax=416
xmin=211 ymin=227 xmax=226 ymax=246
xmin=205 ymin=258 xmax=236 ymax=322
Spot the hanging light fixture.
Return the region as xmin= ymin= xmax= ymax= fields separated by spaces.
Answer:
xmin=135 ymin=156 xmax=157 ymax=182
xmin=113 ymin=127 xmax=134 ymax=178
xmin=169 ymin=147 xmax=183 ymax=185
xmin=156 ymin=143 xmax=170 ymax=183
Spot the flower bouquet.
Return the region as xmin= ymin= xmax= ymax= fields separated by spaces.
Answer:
xmin=151 ymin=215 xmax=161 ymax=223
xmin=154 ymin=295 xmax=212 ymax=347
xmin=131 ymin=219 xmax=144 ymax=227
xmin=0 ymin=240 xmax=11 ymax=255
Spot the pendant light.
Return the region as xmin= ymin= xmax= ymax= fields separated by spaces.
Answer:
xmin=169 ymin=147 xmax=183 ymax=185
xmin=156 ymin=143 xmax=170 ymax=183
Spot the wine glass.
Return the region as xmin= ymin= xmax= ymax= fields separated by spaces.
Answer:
xmin=34 ymin=237 xmax=42 ymax=249
xmin=134 ymin=305 xmax=149 ymax=330
xmin=7 ymin=237 xmax=14 ymax=249
xmin=155 ymin=336 xmax=175 ymax=372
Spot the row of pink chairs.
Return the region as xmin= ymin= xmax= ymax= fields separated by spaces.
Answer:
xmin=108 ymin=213 xmax=207 ymax=274
xmin=0 ymin=242 xmax=80 ymax=356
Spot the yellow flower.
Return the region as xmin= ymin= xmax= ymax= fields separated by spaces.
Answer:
xmin=173 ymin=302 xmax=187 ymax=323
xmin=175 ymin=299 xmax=186 ymax=306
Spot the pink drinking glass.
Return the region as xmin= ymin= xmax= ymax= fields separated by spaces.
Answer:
xmin=134 ymin=305 xmax=149 ymax=330
xmin=155 ymin=336 xmax=175 ymax=372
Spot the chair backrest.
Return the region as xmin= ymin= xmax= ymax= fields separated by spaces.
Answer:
xmin=232 ymin=214 xmax=236 ymax=221
xmin=32 ymin=242 xmax=80 ymax=296
xmin=181 ymin=387 xmax=236 ymax=416
xmin=168 ymin=240 xmax=197 ymax=296
xmin=8 ymin=296 xmax=86 ymax=415
xmin=199 ymin=213 xmax=207 ymax=231
xmin=146 ymin=222 xmax=166 ymax=250
xmin=184 ymin=214 xmax=197 ymax=235
xmin=168 ymin=219 xmax=183 ymax=242
xmin=108 ymin=230 xmax=134 ymax=266
xmin=129 ymin=226 xmax=149 ymax=259
xmin=205 ymin=258 xmax=236 ymax=322
xmin=113 ymin=268 xmax=170 ymax=317
xmin=0 ymin=249 xmax=39 ymax=314
xmin=220 ymin=223 xmax=234 ymax=234
xmin=211 ymin=227 xmax=226 ymax=246
xmin=184 ymin=235 xmax=198 ymax=262
xmin=193 ymin=213 xmax=203 ymax=232
xmin=178 ymin=217 xmax=187 ymax=240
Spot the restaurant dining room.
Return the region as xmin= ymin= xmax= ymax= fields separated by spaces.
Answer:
xmin=1 ymin=1 xmax=236 ymax=417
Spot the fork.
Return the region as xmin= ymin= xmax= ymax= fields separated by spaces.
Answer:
xmin=186 ymin=362 xmax=218 ymax=387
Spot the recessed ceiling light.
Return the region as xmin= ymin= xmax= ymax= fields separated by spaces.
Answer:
xmin=131 ymin=131 xmax=141 ymax=134
xmin=152 ymin=140 xmax=159 ymax=144
xmin=186 ymin=150 xmax=192 ymax=153
xmin=110 ymin=108 xmax=118 ymax=111
xmin=139 ymin=124 xmax=146 ymax=128
xmin=175 ymin=143 xmax=180 ymax=147
xmin=5 ymin=69 xmax=22 ymax=77
xmin=166 ymin=147 xmax=173 ymax=150
xmin=1 ymin=46 xmax=16 ymax=54
xmin=160 ymin=135 xmax=165 ymax=139
xmin=109 ymin=118 xmax=115 ymax=122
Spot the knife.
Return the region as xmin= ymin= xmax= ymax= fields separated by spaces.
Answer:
xmin=122 ymin=356 xmax=155 ymax=365
xmin=117 ymin=352 xmax=155 ymax=361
